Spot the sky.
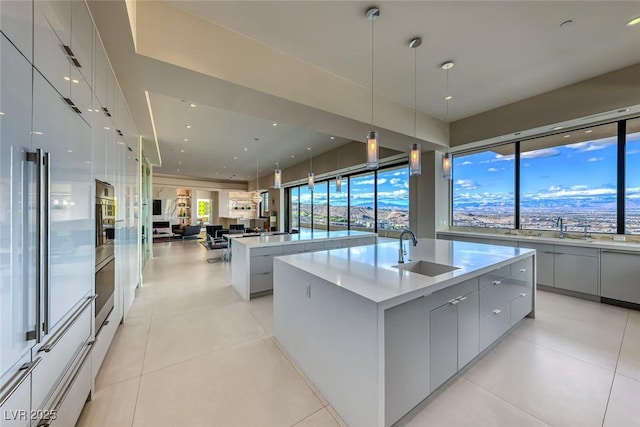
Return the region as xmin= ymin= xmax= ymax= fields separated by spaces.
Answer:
xmin=293 ymin=166 xmax=410 ymax=209
xmin=453 ymin=130 xmax=640 ymax=210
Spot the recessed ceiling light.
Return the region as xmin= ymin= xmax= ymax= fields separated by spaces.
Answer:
xmin=585 ymin=130 xmax=593 ymax=134
xmin=330 ymin=136 xmax=335 ymax=140
xmin=183 ymin=138 xmax=188 ymax=142
xmin=307 ymin=147 xmax=311 ymax=151
xmin=445 ymin=95 xmax=452 ymax=100
xmin=177 ymin=169 xmax=180 ymax=172
xmin=104 ymin=127 xmax=110 ymax=130
xmin=243 ymin=147 xmax=248 ymax=151
xmin=441 ymin=61 xmax=454 ymax=70
xmin=87 ymin=108 xmax=93 ymax=112
xmin=180 ymin=149 xmax=185 ymax=153
xmin=223 ymin=166 xmax=226 ymax=169
xmin=552 ymin=126 xmax=563 ymax=130
xmin=31 ymin=131 xmax=44 ymax=135
xmin=273 ymin=123 xmax=278 ymax=126
xmin=178 ymin=161 xmax=182 ymax=164
xmin=0 ymin=112 xmax=5 ymax=115
xmin=291 ymin=155 xmax=295 ymax=158
xmin=564 ymin=134 xmax=571 ymax=138
xmin=233 ymin=156 xmax=238 ymax=159
xmin=64 ymin=76 xmax=70 ymax=81
xmin=67 ymin=150 xmax=73 ymax=153
xmin=72 ymin=79 xmax=79 ymax=84
xmin=86 ymin=161 xmax=91 ymax=164
xmin=626 ymin=16 xmax=640 ymax=27
xmin=185 ymin=124 xmax=191 ymax=129
xmin=189 ymin=103 xmax=196 ymax=108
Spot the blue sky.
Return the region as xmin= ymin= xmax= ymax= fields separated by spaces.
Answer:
xmin=453 ymin=131 xmax=640 ymax=209
xmin=294 ymin=166 xmax=410 ymax=208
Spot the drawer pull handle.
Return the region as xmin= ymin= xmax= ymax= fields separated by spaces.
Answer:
xmin=38 ymin=295 xmax=95 ymax=353
xmin=520 ymin=292 xmax=527 ymax=297
xmin=0 ymin=358 xmax=42 ymax=407
xmin=458 ymin=296 xmax=467 ymax=302
xmin=492 ymin=280 xmax=501 ymax=286
xmin=448 ymin=298 xmax=459 ymax=305
xmin=519 ymin=268 xmax=526 ymax=273
xmin=492 ymin=309 xmax=501 ymax=315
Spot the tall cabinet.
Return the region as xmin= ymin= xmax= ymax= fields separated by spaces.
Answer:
xmin=0 ymin=2 xmax=141 ymax=426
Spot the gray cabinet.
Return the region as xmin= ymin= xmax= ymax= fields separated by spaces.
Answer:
xmin=554 ymin=246 xmax=599 ymax=295
xmin=457 ymin=290 xmax=479 ymax=368
xmin=518 ymin=242 xmax=554 ymax=286
xmin=601 ymin=250 xmax=640 ymax=304
xmin=0 ymin=0 xmax=33 ymax=60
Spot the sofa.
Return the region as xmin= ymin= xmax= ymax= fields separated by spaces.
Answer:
xmin=172 ymin=224 xmax=201 ymax=239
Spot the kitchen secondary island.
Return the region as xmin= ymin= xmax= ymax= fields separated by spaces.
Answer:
xmin=274 ymin=238 xmax=535 ymax=427
xmin=230 ymin=230 xmax=377 ymax=300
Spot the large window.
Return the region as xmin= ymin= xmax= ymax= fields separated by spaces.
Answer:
xmin=377 ymin=166 xmax=409 ymax=234
xmin=313 ymin=181 xmax=328 ymax=231
xmin=452 ymin=145 xmax=515 ymax=228
xmin=286 ymin=164 xmax=407 ymax=234
xmin=329 ymin=179 xmax=348 ymax=230
xmin=520 ymin=123 xmax=618 ymax=233
xmin=299 ymin=185 xmax=312 ymax=230
xmin=289 ymin=187 xmax=299 ymax=231
xmin=626 ymin=118 xmax=640 ymax=234
xmin=349 ymin=173 xmax=375 ymax=231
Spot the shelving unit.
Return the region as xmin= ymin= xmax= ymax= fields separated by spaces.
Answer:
xmin=219 ymin=191 xmax=259 ymax=219
xmin=176 ymin=189 xmax=192 ymax=225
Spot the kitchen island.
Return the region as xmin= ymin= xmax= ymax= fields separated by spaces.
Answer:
xmin=230 ymin=230 xmax=377 ymax=300
xmin=273 ymin=238 xmax=535 ymax=427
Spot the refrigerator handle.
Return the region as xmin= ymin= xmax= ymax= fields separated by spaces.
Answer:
xmin=25 ymin=149 xmax=43 ymax=343
xmin=42 ymin=151 xmax=50 ymax=336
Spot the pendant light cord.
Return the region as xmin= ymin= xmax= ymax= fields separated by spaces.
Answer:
xmin=446 ymin=68 xmax=450 ymax=117
xmin=414 ymin=46 xmax=417 ymax=141
xmin=371 ymin=15 xmax=375 ymax=127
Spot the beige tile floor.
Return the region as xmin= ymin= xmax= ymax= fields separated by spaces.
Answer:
xmin=77 ymin=240 xmax=640 ymax=427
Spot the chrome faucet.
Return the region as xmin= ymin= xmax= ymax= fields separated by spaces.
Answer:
xmin=555 ymin=217 xmax=566 ymax=238
xmin=398 ymin=229 xmax=417 ymax=263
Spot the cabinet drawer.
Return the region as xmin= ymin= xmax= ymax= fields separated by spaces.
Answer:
xmin=282 ymin=243 xmax=305 ymax=255
xmin=304 ymin=242 xmax=325 ymax=252
xmin=249 ymin=254 xmax=274 ymax=275
xmin=92 ymin=305 xmax=120 ymax=381
xmin=511 ymin=290 xmax=532 ymax=326
xmin=250 ymin=272 xmax=273 ymax=294
xmin=601 ymin=251 xmax=640 ymax=304
xmin=31 ymin=302 xmax=91 ymax=411
xmin=46 ymin=345 xmax=91 ymax=427
xmin=0 ymin=354 xmax=33 ymax=427
xmin=479 ymin=304 xmax=510 ymax=352
xmin=510 ymin=257 xmax=533 ymax=282
xmin=479 ymin=280 xmax=512 ymax=320
xmin=553 ymin=245 xmax=599 ymax=257
xmin=324 ymin=240 xmax=343 ymax=250
xmin=427 ymin=277 xmax=479 ymax=310
xmin=479 ymin=264 xmax=511 ymax=289
xmin=251 ymin=246 xmax=283 ymax=256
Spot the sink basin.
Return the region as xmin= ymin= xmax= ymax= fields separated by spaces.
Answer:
xmin=392 ymin=260 xmax=460 ymax=277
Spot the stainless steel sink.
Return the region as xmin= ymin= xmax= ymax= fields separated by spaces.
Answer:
xmin=392 ymin=260 xmax=460 ymax=277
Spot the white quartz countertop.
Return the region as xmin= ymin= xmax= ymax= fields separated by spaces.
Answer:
xmin=438 ymin=230 xmax=640 ymax=253
xmin=229 ymin=230 xmax=376 ymax=248
xmin=275 ymin=238 xmax=534 ymax=305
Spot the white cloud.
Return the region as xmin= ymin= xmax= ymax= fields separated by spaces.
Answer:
xmin=487 ymin=167 xmax=499 ymax=172
xmin=390 ymin=178 xmax=401 ymax=185
xmin=548 ymin=185 xmax=563 ymax=191
xmin=521 ymin=148 xmax=560 ymax=159
xmin=537 ymin=187 xmax=616 ymax=199
xmin=571 ymin=185 xmax=589 ymax=191
xmin=460 ymin=161 xmax=473 ymax=165
xmin=455 ymin=179 xmax=478 ymax=190
xmin=587 ymin=157 xmax=604 ymax=162
xmin=566 ymin=137 xmax=616 ymax=152
xmin=353 ymin=178 xmax=387 ymax=186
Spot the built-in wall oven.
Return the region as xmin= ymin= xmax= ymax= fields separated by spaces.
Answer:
xmin=95 ymin=180 xmax=115 ymax=332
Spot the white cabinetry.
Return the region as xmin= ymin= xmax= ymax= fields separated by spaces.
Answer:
xmin=0 ymin=0 xmax=33 ymax=61
xmin=601 ymin=250 xmax=640 ymax=304
xmin=219 ymin=191 xmax=258 ymax=219
xmin=518 ymin=241 xmax=554 ymax=286
xmin=554 ymin=246 xmax=599 ymax=295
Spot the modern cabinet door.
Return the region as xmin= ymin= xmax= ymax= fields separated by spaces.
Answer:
xmin=0 ymin=36 xmax=35 ymax=377
xmin=32 ymin=72 xmax=93 ymax=331
xmin=33 ymin=0 xmax=71 ymax=98
xmin=70 ymin=0 xmax=92 ymax=86
xmin=457 ymin=290 xmax=479 ymax=369
xmin=384 ymin=297 xmax=429 ymax=427
xmin=601 ymin=250 xmax=640 ymax=304
xmin=518 ymin=242 xmax=554 ymax=286
xmin=0 ymin=0 xmax=33 ymax=60
xmin=429 ymin=301 xmax=458 ymax=393
xmin=554 ymin=249 xmax=599 ymax=295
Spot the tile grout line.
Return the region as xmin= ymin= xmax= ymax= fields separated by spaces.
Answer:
xmin=461 ymin=376 xmax=553 ymax=427
xmin=289 ymin=407 xmax=326 ymax=427
xmin=600 ymin=311 xmax=630 ymax=427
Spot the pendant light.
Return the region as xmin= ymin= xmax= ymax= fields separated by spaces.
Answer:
xmin=308 ymin=146 xmax=314 ymax=191
xmin=252 ymin=138 xmax=262 ymax=203
xmin=273 ymin=161 xmax=282 ymax=189
xmin=442 ymin=152 xmax=452 ymax=180
xmin=365 ymin=7 xmax=380 ymax=170
xmin=409 ymin=37 xmax=422 ymax=176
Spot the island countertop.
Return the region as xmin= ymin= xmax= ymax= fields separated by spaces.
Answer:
xmin=275 ymin=238 xmax=535 ymax=305
xmin=229 ymin=229 xmax=376 ymax=248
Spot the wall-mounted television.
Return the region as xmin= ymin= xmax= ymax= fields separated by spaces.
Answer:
xmin=152 ymin=199 xmax=162 ymax=216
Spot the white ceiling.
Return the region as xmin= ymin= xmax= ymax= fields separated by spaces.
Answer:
xmin=168 ymin=1 xmax=640 ymax=122
xmin=89 ymin=1 xmax=640 ymax=183
xmin=150 ymin=92 xmax=352 ymax=180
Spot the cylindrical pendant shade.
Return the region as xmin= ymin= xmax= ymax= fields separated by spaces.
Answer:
xmin=366 ymin=131 xmax=379 ymax=170
xmin=336 ymin=175 xmax=342 ymax=192
xmin=308 ymin=172 xmax=315 ymax=191
xmin=442 ymin=152 xmax=452 ymax=180
xmin=409 ymin=143 xmax=421 ymax=176
xmin=274 ymin=168 xmax=282 ymax=189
